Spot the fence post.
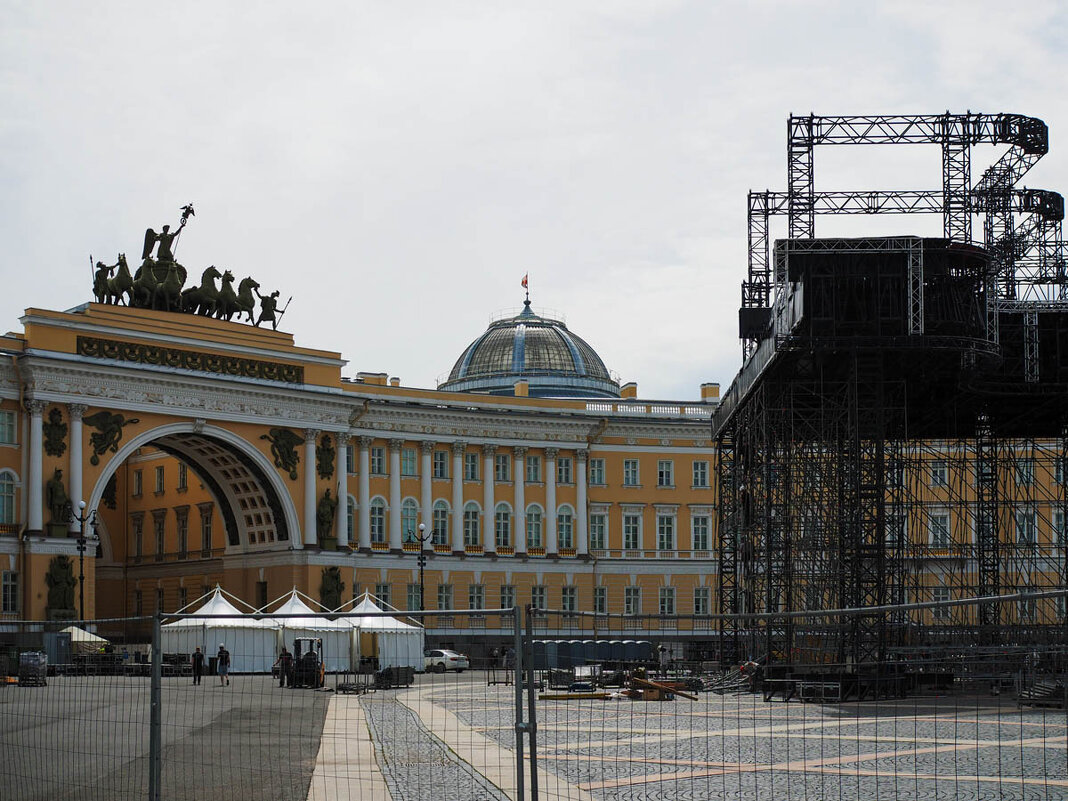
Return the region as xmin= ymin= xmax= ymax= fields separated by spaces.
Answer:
xmin=149 ymin=613 xmax=162 ymax=801
xmin=512 ymin=606 xmax=525 ymax=801
xmin=524 ymin=604 xmax=539 ymax=800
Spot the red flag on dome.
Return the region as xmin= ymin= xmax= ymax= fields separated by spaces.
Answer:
xmin=521 ymin=274 xmax=528 ymax=289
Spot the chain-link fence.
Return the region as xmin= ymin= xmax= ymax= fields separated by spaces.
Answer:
xmin=3 ymin=594 xmax=1067 ymax=800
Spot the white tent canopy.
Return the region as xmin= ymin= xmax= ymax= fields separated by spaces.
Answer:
xmin=340 ymin=594 xmax=425 ymax=671
xmin=263 ymin=589 xmax=353 ymax=671
xmin=61 ymin=625 xmax=108 ymax=655
xmin=161 ymin=587 xmax=276 ymax=673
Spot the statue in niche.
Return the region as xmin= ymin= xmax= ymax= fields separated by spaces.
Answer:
xmin=316 ymin=434 xmax=335 ymax=480
xmin=319 ymin=566 xmax=344 ymax=612
xmin=317 ymin=489 xmax=337 ymax=539
xmin=84 ymin=411 xmax=141 ymax=465
xmin=45 ymin=468 xmax=69 ymax=526
xmin=43 ymin=407 xmax=67 ymax=457
xmin=260 ymin=428 xmax=304 ymax=480
xmin=45 ymin=555 xmax=76 ymax=617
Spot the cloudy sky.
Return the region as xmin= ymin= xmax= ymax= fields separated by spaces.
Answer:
xmin=3 ymin=1 xmax=1067 ymax=399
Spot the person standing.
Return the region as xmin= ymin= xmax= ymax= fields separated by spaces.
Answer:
xmin=217 ymin=643 xmax=231 ymax=686
xmin=191 ymin=646 xmax=204 ymax=686
xmin=275 ymin=647 xmax=293 ymax=688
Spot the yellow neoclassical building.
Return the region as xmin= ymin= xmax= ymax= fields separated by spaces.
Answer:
xmin=0 ymin=294 xmax=723 ymax=655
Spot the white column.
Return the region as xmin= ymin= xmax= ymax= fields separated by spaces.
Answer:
xmin=545 ymin=447 xmax=558 ymax=555
xmin=27 ymin=400 xmax=45 ymax=533
xmin=513 ymin=447 xmax=527 ymax=554
xmin=303 ymin=429 xmax=318 ymax=546
xmin=483 ymin=445 xmax=496 ymax=553
xmin=388 ymin=439 xmax=403 ymax=551
xmin=576 ymin=449 xmax=589 ymax=556
xmin=358 ymin=436 xmax=371 ymax=551
xmin=451 ymin=441 xmax=465 ymax=553
xmin=420 ymin=442 xmax=433 ymax=551
xmin=336 ymin=433 xmax=349 ymax=548
xmin=68 ymin=404 xmax=87 ymax=533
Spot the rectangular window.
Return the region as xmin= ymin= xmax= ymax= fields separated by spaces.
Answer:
xmin=557 ymin=510 xmax=574 ymax=549
xmin=691 ymin=515 xmax=710 ymax=550
xmin=623 ymin=514 xmax=641 ymax=550
xmin=1054 ymin=510 xmax=1066 ymax=547
xmin=437 ymin=584 xmax=453 ymax=610
xmin=623 ymin=459 xmax=640 ymax=486
xmin=346 ymin=445 xmax=355 ymax=474
xmin=494 ymin=453 xmax=511 ymax=482
xmin=407 ymin=583 xmax=421 ymax=611
xmin=657 ymin=515 xmax=675 ymax=550
xmin=153 ymin=514 xmax=165 ymax=561
xmin=463 ymin=507 xmax=479 ymax=546
xmin=557 ymin=457 xmax=573 ymax=485
xmin=588 ymin=458 xmax=605 ymax=486
xmin=1016 ymin=509 xmax=1037 ymax=544
xmin=885 ymin=513 xmax=906 ymax=546
xmin=531 ymin=585 xmax=547 ymax=610
xmin=133 ymin=590 xmax=143 ymax=616
xmin=500 ymin=585 xmax=515 ymax=610
xmin=370 ymin=447 xmax=385 ymax=475
xmin=176 ymin=511 xmax=188 ymax=559
xmin=692 ymin=461 xmax=709 ymax=488
xmin=495 ymin=507 xmax=511 ymax=547
xmin=932 ymin=586 xmax=951 ymax=621
xmin=526 ymin=509 xmax=542 ymax=548
xmin=432 ymin=506 xmax=449 ymax=544
xmin=593 ymin=586 xmax=607 ymax=614
xmin=526 ymin=455 xmax=541 ymax=483
xmin=464 ymin=453 xmax=479 ymax=481
xmin=659 ymin=587 xmax=676 ymax=615
xmin=561 ymin=586 xmax=578 ymax=613
xmin=374 ymin=583 xmax=391 ymax=607
xmin=156 ymin=588 xmax=165 ymax=613
xmin=468 ymin=584 xmax=485 ymax=611
xmin=1 ymin=571 xmax=18 ymax=613
xmin=657 ymin=460 xmax=674 ymax=487
xmin=133 ymin=469 xmax=143 ymax=497
xmin=1057 ymin=457 xmax=1067 ymax=486
xmin=178 ymin=586 xmax=188 ymax=611
xmin=177 ymin=462 xmax=188 ymax=491
xmin=1057 ymin=595 xmax=1067 ymax=619
xmin=0 ymin=410 xmax=15 ymax=445
xmin=624 ymin=586 xmax=641 ymax=616
xmin=930 ymin=512 xmax=950 ymax=547
xmin=589 ymin=514 xmax=606 ymax=550
xmin=930 ymin=460 xmax=948 ymax=487
xmin=200 ymin=509 xmax=212 ymax=556
xmin=693 ymin=587 xmax=710 ymax=616
xmin=401 ymin=448 xmax=417 ymax=476
xmin=1015 ymin=458 xmax=1035 ymax=486
xmin=888 ymin=460 xmax=904 ymax=488
xmin=155 ymin=466 xmax=165 ymax=494
xmin=370 ymin=503 xmax=386 ymax=543
xmin=133 ymin=516 xmax=144 ymax=560
xmin=432 ymin=450 xmax=448 ymax=479
xmin=1018 ymin=594 xmax=1036 ymax=622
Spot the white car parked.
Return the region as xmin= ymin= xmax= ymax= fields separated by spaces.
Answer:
xmin=424 ymin=648 xmax=470 ymax=673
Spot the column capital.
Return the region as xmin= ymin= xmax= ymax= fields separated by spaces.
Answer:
xmin=25 ymin=399 xmax=46 ymax=415
xmin=388 ymin=438 xmax=404 ymax=452
xmin=451 ymin=440 xmax=467 ymax=455
xmin=358 ymin=435 xmax=374 ymax=448
xmin=576 ymin=449 xmax=589 ymax=463
xmin=513 ymin=446 xmax=528 ymax=458
xmin=336 ymin=432 xmax=351 ymax=447
xmin=304 ymin=428 xmax=320 ymax=440
xmin=482 ymin=444 xmax=497 ymax=456
xmin=68 ymin=403 xmax=88 ymax=420
xmin=545 ymin=447 xmax=559 ymax=459
xmin=421 ymin=440 xmax=435 ymax=454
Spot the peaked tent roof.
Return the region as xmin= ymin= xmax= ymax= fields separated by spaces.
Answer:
xmin=346 ymin=595 xmax=423 ymax=633
xmin=163 ymin=587 xmax=274 ymax=629
xmin=61 ymin=625 xmax=108 ymax=643
xmin=264 ymin=589 xmax=352 ymax=630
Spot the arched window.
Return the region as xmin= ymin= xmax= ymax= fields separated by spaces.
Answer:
xmin=557 ymin=505 xmax=574 ymax=549
xmin=370 ymin=497 xmax=386 ymax=543
xmin=0 ymin=470 xmax=15 ymax=525
xmin=432 ymin=500 xmax=449 ymax=545
xmin=526 ymin=505 xmax=543 ymax=549
xmin=463 ymin=501 xmax=480 ymax=546
xmin=495 ymin=502 xmax=511 ymax=548
xmin=346 ymin=497 xmax=355 ymax=541
xmin=401 ymin=499 xmax=419 ymax=540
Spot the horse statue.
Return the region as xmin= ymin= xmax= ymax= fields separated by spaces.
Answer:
xmin=234 ymin=277 xmax=260 ymax=323
xmin=131 ymin=259 xmax=160 ymax=309
xmin=181 ymin=265 xmax=222 ymax=316
xmin=215 ymin=270 xmax=237 ymax=321
xmin=105 ymin=254 xmax=133 ymax=306
xmin=155 ymin=263 xmax=185 ymax=312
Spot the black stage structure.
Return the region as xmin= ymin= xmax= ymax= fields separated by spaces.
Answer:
xmin=714 ymin=113 xmax=1068 ymax=690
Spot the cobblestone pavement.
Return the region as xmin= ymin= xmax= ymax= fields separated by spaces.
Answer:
xmin=435 ymin=682 xmax=1068 ymax=801
xmin=362 ymin=692 xmax=511 ymax=801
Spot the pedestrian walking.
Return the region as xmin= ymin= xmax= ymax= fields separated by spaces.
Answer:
xmin=217 ymin=643 xmax=231 ymax=686
xmin=503 ymin=647 xmax=516 ymax=685
xmin=191 ymin=646 xmax=204 ymax=685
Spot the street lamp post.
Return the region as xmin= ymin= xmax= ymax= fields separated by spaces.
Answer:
xmin=406 ymin=523 xmax=435 ymax=611
xmin=70 ymin=500 xmax=98 ymax=620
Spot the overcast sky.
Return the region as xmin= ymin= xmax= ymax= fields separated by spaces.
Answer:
xmin=3 ymin=1 xmax=1067 ymax=400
